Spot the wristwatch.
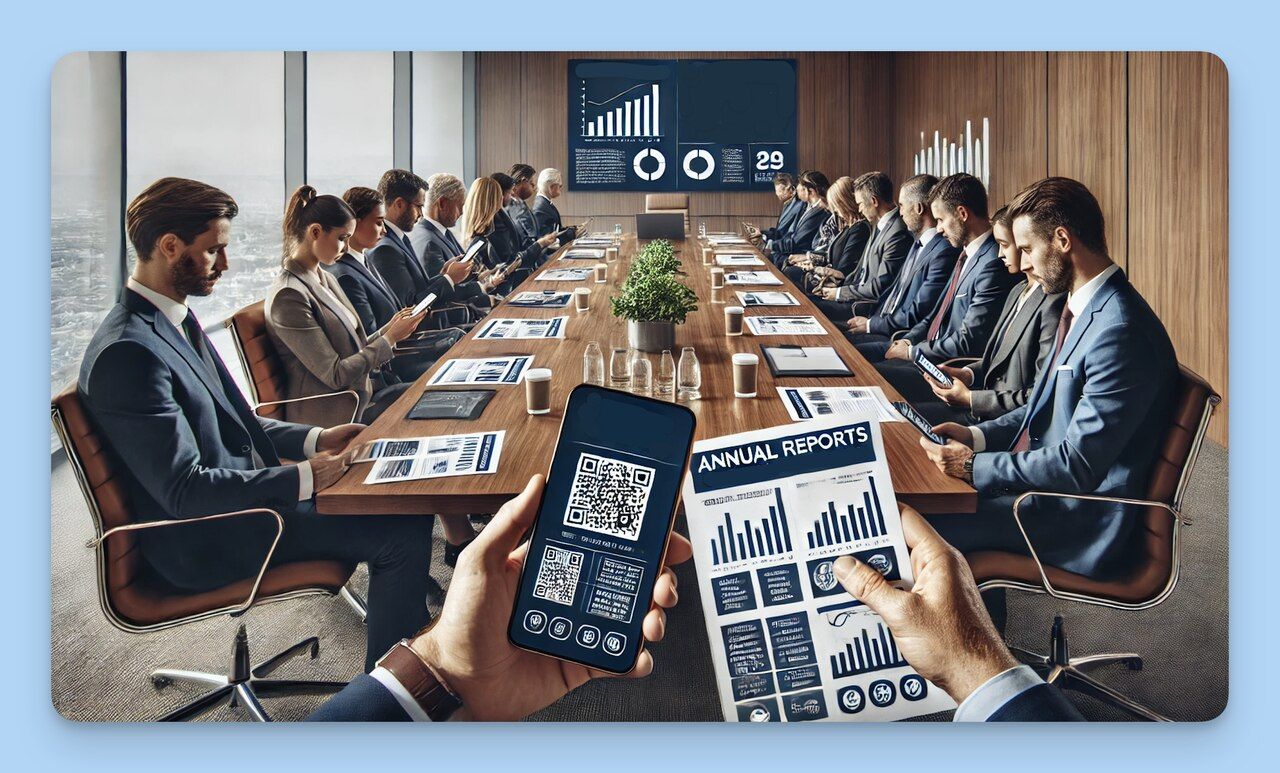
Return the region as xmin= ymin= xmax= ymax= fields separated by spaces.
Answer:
xmin=376 ymin=640 xmax=464 ymax=721
xmin=962 ymin=456 xmax=974 ymax=483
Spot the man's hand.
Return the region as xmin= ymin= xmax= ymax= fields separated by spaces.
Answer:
xmin=743 ymin=223 xmax=761 ymax=238
xmin=885 ymin=339 xmax=912 ymax=361
xmin=412 ymin=475 xmax=692 ymax=721
xmin=820 ymin=287 xmax=839 ymax=302
xmin=443 ymin=257 xmax=473 ymax=284
xmin=926 ymin=371 xmax=972 ymax=408
xmin=536 ymin=233 xmax=559 ymax=249
xmin=847 ymin=315 xmax=870 ymax=333
xmin=833 ymin=506 xmax=1018 ymax=705
xmin=317 ymin=423 xmax=365 ymax=454
xmin=939 ymin=364 xmax=974 ymax=387
xmin=308 ymin=450 xmax=353 ymax=492
xmin=920 ymin=432 xmax=975 ymax=482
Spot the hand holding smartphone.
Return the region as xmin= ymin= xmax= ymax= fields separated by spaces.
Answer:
xmin=893 ymin=401 xmax=947 ymax=445
xmin=912 ymin=347 xmax=954 ymax=388
xmin=411 ymin=292 xmax=437 ymax=317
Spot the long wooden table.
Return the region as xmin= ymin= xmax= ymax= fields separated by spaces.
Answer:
xmin=317 ymin=236 xmax=975 ymax=515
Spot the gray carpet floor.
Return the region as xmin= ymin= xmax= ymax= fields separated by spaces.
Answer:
xmin=50 ymin=442 xmax=1228 ymax=722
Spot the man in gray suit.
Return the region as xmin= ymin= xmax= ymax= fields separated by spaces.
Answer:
xmin=504 ymin=163 xmax=538 ymax=239
xmin=814 ymin=171 xmax=913 ymax=322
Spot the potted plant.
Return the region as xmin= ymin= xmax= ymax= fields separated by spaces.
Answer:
xmin=611 ymin=240 xmax=699 ymax=352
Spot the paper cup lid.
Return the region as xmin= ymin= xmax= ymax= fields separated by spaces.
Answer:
xmin=525 ymin=368 xmax=553 ymax=381
xmin=732 ymin=353 xmax=759 ymax=365
xmin=725 ymin=305 xmax=744 ymax=313
xmin=574 ymin=286 xmax=591 ymax=293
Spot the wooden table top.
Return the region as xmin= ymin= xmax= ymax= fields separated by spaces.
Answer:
xmin=316 ymin=235 xmax=975 ymax=516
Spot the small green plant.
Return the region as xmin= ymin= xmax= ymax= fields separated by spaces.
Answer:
xmin=611 ymin=241 xmax=699 ymax=324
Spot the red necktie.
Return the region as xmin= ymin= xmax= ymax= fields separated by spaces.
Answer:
xmin=1012 ymin=305 xmax=1075 ymax=452
xmin=926 ymin=250 xmax=968 ymax=341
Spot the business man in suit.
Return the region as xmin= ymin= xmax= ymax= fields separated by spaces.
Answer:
xmin=531 ymin=167 xmax=576 ymax=241
xmin=79 ymin=178 xmax=433 ymax=673
xmin=411 ymin=172 xmax=493 ymax=310
xmin=921 ymin=177 xmax=1177 ymax=580
xmin=367 ymin=169 xmax=472 ymax=315
xmin=815 ymin=172 xmax=913 ymax=321
xmin=871 ymin=174 xmax=1020 ymax=403
xmin=504 ymin=163 xmax=539 ymax=239
xmin=761 ymin=169 xmax=830 ymax=264
xmin=915 ymin=206 xmax=1066 ymax=425
xmin=846 ymin=174 xmax=960 ymax=354
xmin=759 ymin=172 xmax=804 ymax=241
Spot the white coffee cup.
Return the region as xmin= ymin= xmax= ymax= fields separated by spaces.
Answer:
xmin=574 ymin=287 xmax=591 ymax=311
xmin=724 ymin=305 xmax=745 ymax=336
xmin=732 ymin=353 xmax=759 ymax=398
xmin=525 ymin=368 xmax=553 ymax=414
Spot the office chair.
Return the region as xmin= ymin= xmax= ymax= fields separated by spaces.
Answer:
xmin=52 ymin=387 xmax=358 ymax=721
xmin=968 ymin=365 xmax=1220 ymax=721
xmin=645 ymin=193 xmax=691 ymax=235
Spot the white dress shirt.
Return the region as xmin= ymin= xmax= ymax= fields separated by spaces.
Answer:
xmin=126 ymin=276 xmax=322 ymax=500
xmin=952 ymin=664 xmax=1046 ymax=721
xmin=876 ymin=207 xmax=897 ymax=233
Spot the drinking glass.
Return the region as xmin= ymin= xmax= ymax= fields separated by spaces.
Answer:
xmin=583 ymin=340 xmax=604 ymax=386
xmin=656 ymin=349 xmax=675 ymax=398
xmin=608 ymin=346 xmax=630 ymax=390
xmin=677 ymin=347 xmax=702 ymax=401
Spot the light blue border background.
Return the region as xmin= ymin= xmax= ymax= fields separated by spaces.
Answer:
xmin=5 ymin=0 xmax=1264 ymax=767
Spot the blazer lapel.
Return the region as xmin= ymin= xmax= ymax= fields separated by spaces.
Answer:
xmin=286 ymin=260 xmax=363 ymax=348
xmin=988 ymin=284 xmax=1043 ymax=372
xmin=342 ymin=254 xmax=398 ymax=306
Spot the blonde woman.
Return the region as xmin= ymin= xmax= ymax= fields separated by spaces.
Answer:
xmin=785 ymin=176 xmax=871 ymax=291
xmin=462 ymin=176 xmax=558 ymax=293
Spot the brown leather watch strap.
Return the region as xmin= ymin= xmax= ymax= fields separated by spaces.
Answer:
xmin=376 ymin=640 xmax=463 ymax=721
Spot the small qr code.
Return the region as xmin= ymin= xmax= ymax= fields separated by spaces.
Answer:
xmin=563 ymin=453 xmax=656 ymax=542
xmin=533 ymin=545 xmax=584 ymax=606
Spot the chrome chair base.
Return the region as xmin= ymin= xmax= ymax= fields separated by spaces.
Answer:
xmin=1010 ymin=615 xmax=1171 ymax=722
xmin=150 ymin=623 xmax=345 ymax=722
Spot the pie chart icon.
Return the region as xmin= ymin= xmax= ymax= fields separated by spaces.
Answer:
xmin=683 ymin=148 xmax=715 ymax=180
xmin=633 ymin=148 xmax=666 ymax=181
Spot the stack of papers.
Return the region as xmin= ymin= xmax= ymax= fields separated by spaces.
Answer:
xmin=738 ymin=291 xmax=800 ymax=307
xmin=428 ymin=355 xmax=533 ymax=385
xmin=474 ymin=317 xmax=567 ymax=340
xmin=725 ymin=271 xmax=783 ymax=286
xmin=745 ymin=315 xmax=828 ymax=336
xmin=359 ymin=431 xmax=505 ymax=484
xmin=562 ymin=248 xmax=606 ymax=260
xmin=715 ymin=253 xmax=765 ymax=267
xmin=777 ymin=386 xmax=903 ymax=423
xmin=539 ymin=267 xmax=593 ymax=282
xmin=508 ymin=291 xmax=571 ymax=308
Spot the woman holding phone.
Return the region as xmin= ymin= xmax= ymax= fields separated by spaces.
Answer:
xmin=265 ymin=185 xmax=426 ymax=427
xmin=462 ymin=177 xmax=559 ymax=294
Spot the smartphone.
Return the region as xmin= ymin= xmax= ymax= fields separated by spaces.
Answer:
xmin=508 ymin=385 xmax=697 ymax=674
xmin=411 ymin=293 xmax=437 ymax=317
xmin=912 ymin=347 xmax=954 ymax=388
xmin=892 ymin=401 xmax=947 ymax=445
xmin=459 ymin=240 xmax=485 ymax=266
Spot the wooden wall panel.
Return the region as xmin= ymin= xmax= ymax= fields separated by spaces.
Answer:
xmin=476 ymin=52 xmax=522 ymax=176
xmin=992 ymin=52 xmax=1048 ymax=207
xmin=1049 ymin=52 xmax=1128 ymax=269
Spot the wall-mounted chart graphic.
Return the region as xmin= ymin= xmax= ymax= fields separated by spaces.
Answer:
xmin=805 ymin=475 xmax=889 ymax=550
xmin=710 ymin=487 xmax=794 ymax=566
xmin=568 ymin=59 xmax=796 ymax=192
xmin=829 ymin=621 xmax=908 ymax=680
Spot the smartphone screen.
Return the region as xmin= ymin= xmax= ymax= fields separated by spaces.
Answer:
xmin=460 ymin=240 xmax=485 ymax=265
xmin=411 ymin=292 xmax=437 ymax=317
xmin=508 ymin=385 xmax=696 ymax=673
xmin=892 ymin=400 xmax=947 ymax=444
xmin=912 ymin=348 xmax=953 ymax=387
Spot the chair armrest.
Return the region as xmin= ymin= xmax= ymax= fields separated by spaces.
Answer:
xmin=941 ymin=357 xmax=980 ymax=368
xmin=1010 ymin=490 xmax=1183 ymax=603
xmin=850 ymin=300 xmax=876 ymax=316
xmin=254 ymin=390 xmax=361 ymax=424
xmin=890 ymin=329 xmax=911 ymax=342
xmin=86 ymin=508 xmax=285 ymax=617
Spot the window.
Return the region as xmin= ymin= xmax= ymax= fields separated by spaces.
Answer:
xmin=306 ymin=52 xmax=394 ymax=195
xmin=126 ymin=52 xmax=285 ymax=326
xmin=413 ymin=52 xmax=466 ymax=179
xmin=51 ymin=53 xmax=121 ymax=397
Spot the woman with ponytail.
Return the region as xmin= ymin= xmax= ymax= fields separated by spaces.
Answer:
xmin=264 ymin=185 xmax=426 ymax=427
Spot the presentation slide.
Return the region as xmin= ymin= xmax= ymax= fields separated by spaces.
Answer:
xmin=568 ymin=58 xmax=796 ymax=192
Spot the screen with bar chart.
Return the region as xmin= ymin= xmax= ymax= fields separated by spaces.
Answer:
xmin=567 ymin=58 xmax=795 ymax=192
xmin=682 ymin=415 xmax=956 ymax=722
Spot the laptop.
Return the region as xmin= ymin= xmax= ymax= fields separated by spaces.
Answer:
xmin=635 ymin=213 xmax=686 ymax=240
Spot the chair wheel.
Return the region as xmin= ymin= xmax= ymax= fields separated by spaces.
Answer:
xmin=151 ymin=675 xmax=173 ymax=691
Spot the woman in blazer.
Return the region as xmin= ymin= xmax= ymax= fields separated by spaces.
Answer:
xmin=460 ymin=176 xmax=559 ymax=294
xmin=782 ymin=176 xmax=871 ymax=291
xmin=265 ymin=186 xmax=425 ymax=428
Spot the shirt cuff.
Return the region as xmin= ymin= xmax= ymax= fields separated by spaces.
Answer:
xmin=443 ymin=274 xmax=455 ymax=288
xmin=963 ymin=366 xmax=975 ymax=381
xmin=297 ymin=461 xmax=314 ymax=502
xmin=953 ymin=665 xmax=1045 ymax=722
xmin=970 ymin=426 xmax=986 ymax=453
xmin=370 ymin=666 xmax=432 ymax=722
xmin=303 ymin=427 xmax=323 ymax=458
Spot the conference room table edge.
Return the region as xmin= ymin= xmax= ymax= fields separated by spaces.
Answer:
xmin=316 ymin=234 xmax=977 ymax=516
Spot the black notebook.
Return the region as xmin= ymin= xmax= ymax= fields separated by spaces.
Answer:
xmin=761 ymin=345 xmax=853 ymax=378
xmin=406 ymin=389 xmax=496 ymax=420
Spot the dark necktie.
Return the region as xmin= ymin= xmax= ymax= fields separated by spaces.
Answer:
xmin=927 ymin=249 xmax=969 ymax=341
xmin=1011 ymin=304 xmax=1075 ymax=453
xmin=400 ymin=232 xmax=417 ymax=259
xmin=885 ymin=241 xmax=922 ymax=314
xmin=444 ymin=227 xmax=463 ymax=256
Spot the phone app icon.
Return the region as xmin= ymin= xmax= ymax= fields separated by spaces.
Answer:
xmin=523 ymin=610 xmax=548 ymax=634
xmin=549 ymin=617 xmax=573 ymax=640
xmin=576 ymin=625 xmax=601 ymax=649
xmin=602 ymin=632 xmax=626 ymax=655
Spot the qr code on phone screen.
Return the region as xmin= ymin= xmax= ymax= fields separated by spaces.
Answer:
xmin=563 ymin=453 xmax=655 ymax=541
xmin=533 ymin=545 xmax=584 ymax=606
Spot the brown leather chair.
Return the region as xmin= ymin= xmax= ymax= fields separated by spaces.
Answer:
xmin=53 ymin=385 xmax=358 ymax=721
xmin=645 ymin=193 xmax=690 ymax=235
xmin=969 ymin=364 xmax=1220 ymax=721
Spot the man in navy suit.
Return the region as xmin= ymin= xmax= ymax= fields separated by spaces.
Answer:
xmin=846 ymin=174 xmax=960 ymax=353
xmin=79 ymin=178 xmax=433 ymax=673
xmin=410 ymin=172 xmax=493 ymax=310
xmin=367 ymin=169 xmax=472 ymax=311
xmin=530 ymin=167 xmax=576 ymax=241
xmin=759 ymin=172 xmax=804 ymax=241
xmin=504 ymin=163 xmax=539 ymax=239
xmin=815 ymin=171 xmax=914 ymax=321
xmin=871 ymin=174 xmax=1020 ymax=404
xmin=920 ymin=177 xmax=1178 ymax=580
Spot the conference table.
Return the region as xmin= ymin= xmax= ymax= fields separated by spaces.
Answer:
xmin=317 ymin=234 xmax=975 ymax=516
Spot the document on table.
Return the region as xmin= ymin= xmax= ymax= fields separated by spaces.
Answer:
xmin=428 ymin=355 xmax=533 ymax=385
xmin=361 ymin=430 xmax=505 ymax=484
xmin=738 ymin=291 xmax=800 ymax=307
xmin=725 ymin=271 xmax=783 ymax=286
xmin=715 ymin=253 xmax=765 ymax=267
xmin=762 ymin=346 xmax=852 ymax=377
xmin=681 ymin=415 xmax=955 ymax=722
xmin=507 ymin=291 xmax=572 ymax=308
xmin=539 ymin=267 xmax=593 ymax=282
xmin=708 ymin=235 xmax=750 ymax=245
xmin=777 ymin=386 xmax=903 ymax=423
xmin=474 ymin=317 xmax=567 ymax=340
xmin=746 ymin=315 xmax=828 ymax=336
xmin=562 ymin=248 xmax=606 ymax=260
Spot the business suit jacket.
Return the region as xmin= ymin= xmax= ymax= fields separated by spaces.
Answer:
xmin=486 ymin=209 xmax=548 ymax=272
xmin=809 ymin=212 xmax=843 ymax=257
xmin=768 ymin=202 xmax=825 ymax=258
xmin=988 ymin=684 xmax=1085 ymax=721
xmin=906 ymin=235 xmax=1019 ymax=361
xmin=762 ymin=195 xmax=803 ymax=241
xmin=866 ymin=234 xmax=961 ymax=336
xmin=972 ymin=269 xmax=1177 ymax=576
xmin=325 ymin=252 xmax=401 ymax=337
xmin=824 ymin=220 xmax=872 ymax=276
xmin=306 ymin=674 xmax=413 ymax=721
xmin=410 ymin=218 xmax=489 ymax=304
xmin=78 ymin=288 xmax=312 ymax=589
xmin=264 ymin=259 xmax=395 ymax=428
xmin=967 ymin=281 xmax=1066 ymax=420
xmin=531 ymin=194 xmax=563 ymax=238
xmin=833 ymin=209 xmax=913 ymax=305
xmin=505 ymin=198 xmax=538 ymax=239
xmin=367 ymin=230 xmax=455 ymax=307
